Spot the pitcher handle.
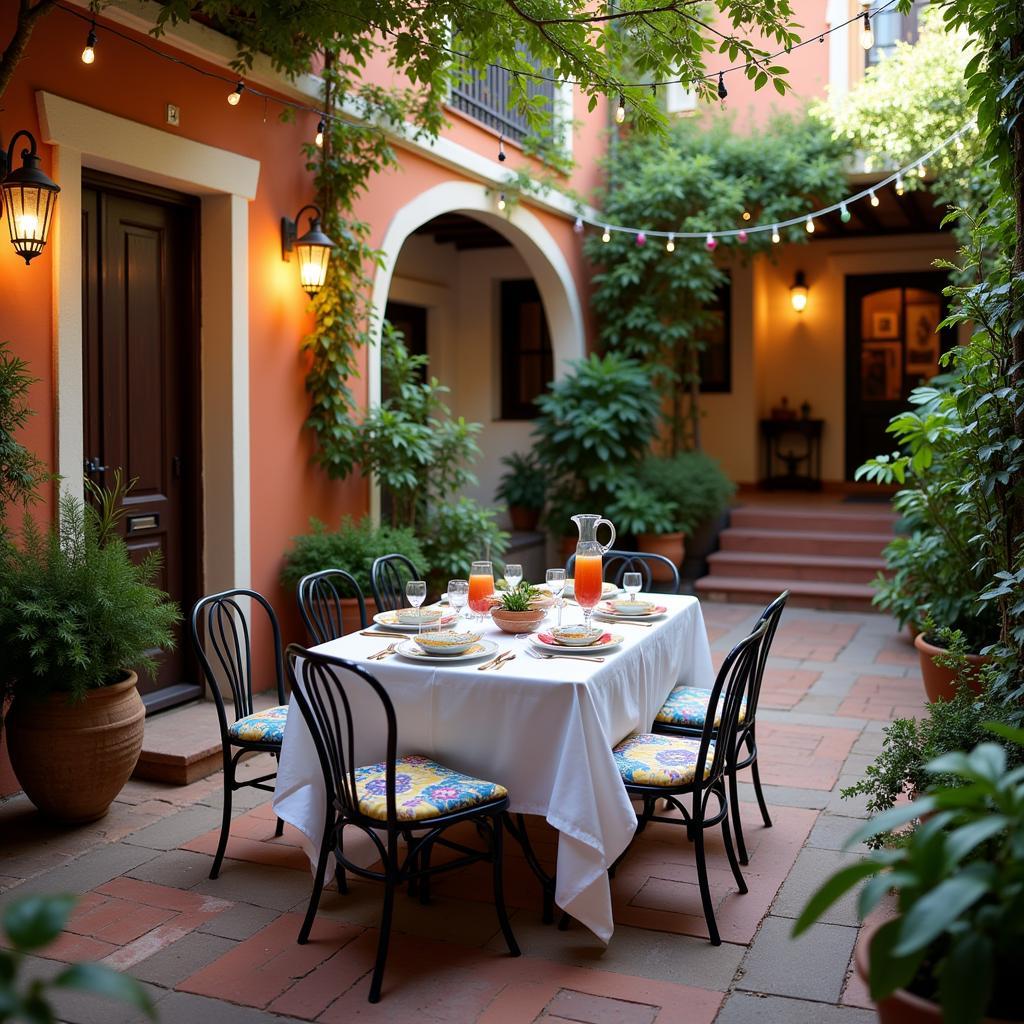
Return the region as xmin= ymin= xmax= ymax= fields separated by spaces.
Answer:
xmin=596 ymin=518 xmax=617 ymax=553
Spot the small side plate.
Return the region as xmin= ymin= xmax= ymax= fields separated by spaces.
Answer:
xmin=394 ymin=638 xmax=499 ymax=663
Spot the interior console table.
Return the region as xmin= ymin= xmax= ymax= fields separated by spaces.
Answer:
xmin=759 ymin=418 xmax=823 ymax=490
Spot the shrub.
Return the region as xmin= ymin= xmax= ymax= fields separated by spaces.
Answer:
xmin=420 ymin=498 xmax=508 ymax=587
xmin=496 ymin=451 xmax=546 ymax=511
xmin=636 ymin=451 xmax=736 ymax=533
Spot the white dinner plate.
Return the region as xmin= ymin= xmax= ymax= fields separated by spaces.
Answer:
xmin=531 ymin=631 xmax=624 ymax=655
xmin=394 ymin=638 xmax=499 ymax=663
xmin=593 ymin=600 xmax=668 ymax=623
xmin=372 ymin=609 xmax=460 ymax=632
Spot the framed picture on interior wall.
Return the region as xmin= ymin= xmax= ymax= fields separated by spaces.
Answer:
xmin=861 ymin=341 xmax=902 ymax=401
xmin=905 ymin=301 xmax=942 ymax=376
xmin=870 ymin=309 xmax=900 ymax=339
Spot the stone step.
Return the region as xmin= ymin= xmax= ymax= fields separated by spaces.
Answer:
xmin=695 ymin=574 xmax=878 ymax=612
xmin=728 ymin=505 xmax=895 ymax=535
xmin=719 ymin=527 xmax=892 ymax=559
xmin=706 ymin=550 xmax=886 ymax=585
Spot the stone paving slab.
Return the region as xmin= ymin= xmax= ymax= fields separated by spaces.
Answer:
xmin=716 ymin=992 xmax=876 ymax=1024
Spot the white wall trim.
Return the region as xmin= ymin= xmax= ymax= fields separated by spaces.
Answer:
xmin=36 ymin=90 xmax=259 ymax=596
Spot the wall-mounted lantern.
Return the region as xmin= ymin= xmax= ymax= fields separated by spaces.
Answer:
xmin=281 ymin=204 xmax=335 ymax=298
xmin=790 ymin=270 xmax=809 ymax=313
xmin=1 ymin=130 xmax=60 ymax=265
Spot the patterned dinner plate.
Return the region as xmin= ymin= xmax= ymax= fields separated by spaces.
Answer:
xmin=395 ymin=638 xmax=499 ymax=663
xmin=593 ymin=601 xmax=668 ymax=622
xmin=372 ymin=609 xmax=460 ymax=633
xmin=530 ymin=631 xmax=624 ymax=655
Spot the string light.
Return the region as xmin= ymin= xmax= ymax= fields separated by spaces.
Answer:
xmin=869 ymin=189 xmax=880 ymax=206
xmin=315 ymin=119 xmax=325 ymax=147
xmin=717 ymin=72 xmax=727 ymax=101
xmin=840 ymin=202 xmax=851 ymax=223
xmin=917 ymin=163 xmax=927 ymax=178
xmin=573 ymin=216 xmax=584 ymax=234
xmin=498 ymin=135 xmax=506 ymax=162
xmin=771 ymin=225 xmax=780 ymax=244
xmin=859 ymin=10 xmax=874 ymax=50
xmin=497 ymin=193 xmax=507 ymax=211
xmin=615 ymin=94 xmax=626 ymax=124
xmin=636 ymin=231 xmax=646 ymax=246
xmin=227 ymin=81 xmax=244 ymax=106
xmin=737 ymin=229 xmax=748 ymax=243
xmin=602 ymin=226 xmax=611 ymax=243
xmin=705 ymin=234 xmax=717 ymax=251
xmin=895 ymin=174 xmax=905 ymax=196
xmin=666 ymin=234 xmax=675 ymax=252
xmin=82 ymin=21 xmax=97 ymax=64
xmin=742 ymin=210 xmax=751 ymax=221
xmin=805 ymin=216 xmax=815 ymax=234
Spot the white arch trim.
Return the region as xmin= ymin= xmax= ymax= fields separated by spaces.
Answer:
xmin=368 ymin=181 xmax=587 ymax=410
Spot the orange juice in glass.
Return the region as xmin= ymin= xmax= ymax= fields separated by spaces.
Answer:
xmin=468 ymin=561 xmax=495 ymax=621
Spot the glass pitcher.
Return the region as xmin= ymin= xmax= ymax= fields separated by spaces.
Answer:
xmin=570 ymin=514 xmax=616 ymax=631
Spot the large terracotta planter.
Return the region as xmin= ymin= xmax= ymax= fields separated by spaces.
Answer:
xmin=856 ymin=924 xmax=1018 ymax=1024
xmin=339 ymin=595 xmax=378 ymax=631
xmin=913 ymin=632 xmax=990 ymax=703
xmin=509 ymin=505 xmax=541 ymax=532
xmin=7 ymin=672 xmax=144 ymax=823
xmin=636 ymin=531 xmax=686 ymax=583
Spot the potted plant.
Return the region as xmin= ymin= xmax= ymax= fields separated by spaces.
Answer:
xmin=496 ymin=451 xmax=546 ymax=532
xmin=490 ymin=582 xmax=547 ymax=634
xmin=795 ymin=724 xmax=1024 ymax=1024
xmin=913 ymin=619 xmax=994 ymax=704
xmin=0 ymin=478 xmax=180 ymax=823
xmin=607 ymin=480 xmax=682 ymax=581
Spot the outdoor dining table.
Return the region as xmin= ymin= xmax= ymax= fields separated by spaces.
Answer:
xmin=272 ymin=592 xmax=715 ymax=943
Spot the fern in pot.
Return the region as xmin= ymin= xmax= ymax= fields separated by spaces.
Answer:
xmin=0 ymin=477 xmax=179 ymax=822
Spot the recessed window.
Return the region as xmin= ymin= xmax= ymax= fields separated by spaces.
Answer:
xmin=866 ymin=0 xmax=927 ymax=66
xmin=500 ymin=279 xmax=553 ymax=420
xmin=698 ymin=275 xmax=732 ymax=394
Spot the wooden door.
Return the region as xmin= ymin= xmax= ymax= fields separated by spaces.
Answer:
xmin=82 ymin=174 xmax=202 ymax=710
xmin=844 ymin=271 xmax=953 ymax=480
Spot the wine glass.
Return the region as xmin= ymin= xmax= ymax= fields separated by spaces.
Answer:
xmin=468 ymin=561 xmax=494 ymax=624
xmin=504 ymin=563 xmax=523 ymax=592
xmin=545 ymin=568 xmax=566 ymax=628
xmin=406 ymin=580 xmax=427 ymax=635
xmin=447 ymin=579 xmax=469 ymax=622
xmin=623 ymin=572 xmax=642 ymax=603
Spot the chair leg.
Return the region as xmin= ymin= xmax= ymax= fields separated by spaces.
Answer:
xmin=692 ymin=827 xmax=721 ymax=946
xmin=490 ymin=814 xmax=520 ymax=957
xmin=721 ymin=808 xmax=748 ymax=895
xmin=419 ymin=840 xmax=432 ymax=906
xmin=298 ymin=820 xmax=333 ymax=944
xmin=335 ymin=824 xmax=348 ymax=895
xmin=368 ymin=877 xmax=397 ymax=1003
xmin=274 ymin=817 xmax=285 ymax=838
xmin=728 ymin=766 xmax=749 ymax=866
xmin=750 ymin=752 xmax=773 ymax=828
xmin=210 ymin=751 xmax=234 ymax=880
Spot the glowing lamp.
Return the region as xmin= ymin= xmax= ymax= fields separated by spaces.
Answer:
xmin=0 ymin=130 xmax=60 ymax=265
xmin=281 ymin=204 xmax=335 ymax=298
xmin=790 ymin=270 xmax=809 ymax=313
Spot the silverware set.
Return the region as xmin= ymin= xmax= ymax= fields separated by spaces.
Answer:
xmin=526 ymin=648 xmax=606 ymax=664
xmin=368 ymin=641 xmax=400 ymax=660
xmin=478 ymin=651 xmax=516 ymax=671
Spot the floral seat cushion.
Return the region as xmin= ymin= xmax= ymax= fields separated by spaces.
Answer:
xmin=613 ymin=732 xmax=715 ymax=788
xmin=354 ymin=755 xmax=507 ymax=822
xmin=228 ymin=705 xmax=289 ymax=744
xmin=655 ymin=685 xmax=747 ymax=730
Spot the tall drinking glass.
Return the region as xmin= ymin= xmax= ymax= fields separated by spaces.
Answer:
xmin=623 ymin=572 xmax=642 ymax=603
xmin=447 ymin=579 xmax=469 ymax=622
xmin=545 ymin=568 xmax=566 ymax=628
xmin=406 ymin=580 xmax=427 ymax=635
xmin=468 ymin=561 xmax=494 ymax=624
xmin=503 ymin=563 xmax=523 ymax=591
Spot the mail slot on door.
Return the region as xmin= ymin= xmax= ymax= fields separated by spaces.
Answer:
xmin=127 ymin=513 xmax=159 ymax=533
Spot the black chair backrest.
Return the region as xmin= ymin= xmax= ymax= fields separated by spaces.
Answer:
xmin=286 ymin=643 xmax=399 ymax=829
xmin=370 ymin=553 xmax=421 ymax=613
xmin=692 ymin=618 xmax=768 ymax=796
xmin=190 ymin=589 xmax=285 ymax=734
xmin=742 ymin=590 xmax=789 ymax=728
xmin=565 ymin=549 xmax=681 ymax=595
xmin=297 ymin=569 xmax=368 ymax=644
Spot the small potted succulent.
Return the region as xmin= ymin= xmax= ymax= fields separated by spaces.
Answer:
xmin=794 ymin=724 xmax=1024 ymax=1024
xmin=490 ymin=582 xmax=547 ymax=634
xmin=496 ymin=452 xmax=546 ymax=532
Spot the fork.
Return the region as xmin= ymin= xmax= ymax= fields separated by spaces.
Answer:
xmin=368 ymin=642 xmax=399 ymax=661
xmin=526 ymin=649 xmax=605 ymax=664
xmin=477 ymin=650 xmax=514 ymax=671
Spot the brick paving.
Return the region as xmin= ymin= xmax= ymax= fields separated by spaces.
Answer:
xmin=0 ymin=602 xmax=925 ymax=1023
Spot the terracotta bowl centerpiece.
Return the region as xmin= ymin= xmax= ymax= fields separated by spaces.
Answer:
xmin=490 ymin=582 xmax=547 ymax=634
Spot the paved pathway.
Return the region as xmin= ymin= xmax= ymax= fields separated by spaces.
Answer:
xmin=0 ymin=604 xmax=922 ymax=1023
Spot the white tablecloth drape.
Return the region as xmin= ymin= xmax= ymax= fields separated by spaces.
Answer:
xmin=272 ymin=594 xmax=714 ymax=942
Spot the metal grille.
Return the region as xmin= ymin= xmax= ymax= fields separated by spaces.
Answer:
xmin=450 ymin=49 xmax=556 ymax=143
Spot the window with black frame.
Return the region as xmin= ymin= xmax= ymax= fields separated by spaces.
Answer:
xmin=866 ymin=0 xmax=927 ymax=66
xmin=698 ymin=276 xmax=732 ymax=393
xmin=500 ymin=279 xmax=553 ymax=420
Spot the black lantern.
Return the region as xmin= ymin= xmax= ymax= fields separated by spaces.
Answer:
xmin=0 ymin=130 xmax=60 ymax=265
xmin=281 ymin=204 xmax=335 ymax=298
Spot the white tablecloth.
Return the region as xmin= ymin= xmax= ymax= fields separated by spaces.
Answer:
xmin=272 ymin=594 xmax=714 ymax=942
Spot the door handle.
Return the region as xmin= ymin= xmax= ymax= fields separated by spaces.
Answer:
xmin=84 ymin=457 xmax=109 ymax=475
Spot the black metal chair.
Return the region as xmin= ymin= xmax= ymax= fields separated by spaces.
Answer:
xmin=611 ymin=618 xmax=768 ymax=945
xmin=564 ymin=549 xmax=682 ymax=595
xmin=190 ymin=589 xmax=288 ymax=880
xmin=370 ymin=553 xmax=421 ymax=613
xmin=286 ymin=644 xmax=520 ymax=1003
xmin=653 ymin=591 xmax=789 ymax=864
xmin=297 ymin=568 xmax=368 ymax=644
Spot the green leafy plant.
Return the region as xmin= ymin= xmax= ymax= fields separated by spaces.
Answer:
xmin=796 ymin=723 xmax=1024 ymax=1024
xmin=0 ymin=894 xmax=155 ymax=1022
xmin=606 ymin=480 xmax=678 ymax=537
xmin=0 ymin=342 xmax=47 ymax=529
xmin=0 ymin=479 xmax=180 ymax=705
xmin=420 ymin=498 xmax=508 ymax=590
xmin=498 ymin=582 xmax=540 ymax=612
xmin=635 ymin=452 xmax=736 ymax=534
xmin=496 ymin=452 xmax=546 ymax=511
xmin=281 ymin=516 xmax=425 ymax=596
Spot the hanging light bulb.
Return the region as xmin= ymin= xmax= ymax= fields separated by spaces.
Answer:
xmin=666 ymin=235 xmax=675 ymax=253
xmin=636 ymin=231 xmax=646 ymax=247
xmin=771 ymin=225 xmax=780 ymax=244
xmin=705 ymin=234 xmax=717 ymax=251
xmin=840 ymin=202 xmax=851 ymax=223
xmin=82 ymin=22 xmax=97 ymax=64
xmin=615 ymin=94 xmax=626 ymax=124
xmin=315 ymin=119 xmax=326 ymax=147
xmin=573 ymin=216 xmax=584 ymax=235
xmin=498 ymin=135 xmax=506 ymax=162
xmin=227 ymin=82 xmax=245 ymax=106
xmin=717 ymin=72 xmax=727 ymax=101
xmin=859 ymin=10 xmax=874 ymax=50
xmin=805 ymin=216 xmax=815 ymax=234
xmin=742 ymin=209 xmax=751 ymax=222
xmin=895 ymin=174 xmax=905 ymax=196
xmin=917 ymin=163 xmax=927 ymax=178
xmin=737 ymin=229 xmax=748 ymax=244
xmin=601 ymin=226 xmax=611 ymax=243
xmin=497 ymin=193 xmax=507 ymax=211
xmin=869 ymin=189 xmax=880 ymax=207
